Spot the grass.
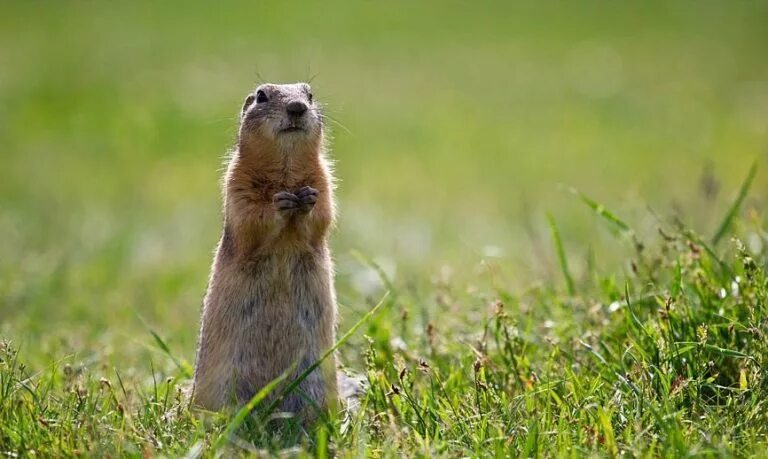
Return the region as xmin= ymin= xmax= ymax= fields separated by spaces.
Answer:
xmin=3 ymin=188 xmax=768 ymax=456
xmin=1 ymin=1 xmax=768 ymax=456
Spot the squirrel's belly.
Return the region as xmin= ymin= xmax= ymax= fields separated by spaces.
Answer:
xmin=235 ymin=249 xmax=332 ymax=328
xmin=228 ymin=250 xmax=334 ymax=376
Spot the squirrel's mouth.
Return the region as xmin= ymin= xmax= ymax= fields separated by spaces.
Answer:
xmin=281 ymin=125 xmax=306 ymax=134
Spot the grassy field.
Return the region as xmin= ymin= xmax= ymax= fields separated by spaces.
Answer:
xmin=1 ymin=1 xmax=768 ymax=456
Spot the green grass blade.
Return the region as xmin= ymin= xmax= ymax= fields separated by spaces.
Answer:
xmin=211 ymin=365 xmax=294 ymax=452
xmin=712 ymin=161 xmax=757 ymax=246
xmin=547 ymin=213 xmax=575 ymax=295
xmin=148 ymin=328 xmax=193 ymax=379
xmin=137 ymin=314 xmax=193 ymax=378
xmin=702 ymin=344 xmax=754 ymax=360
xmin=683 ymin=229 xmax=734 ymax=278
xmin=566 ymin=187 xmax=632 ymax=235
xmin=350 ymin=249 xmax=396 ymax=295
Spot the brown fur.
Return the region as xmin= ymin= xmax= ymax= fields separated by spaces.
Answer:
xmin=192 ymin=83 xmax=337 ymax=417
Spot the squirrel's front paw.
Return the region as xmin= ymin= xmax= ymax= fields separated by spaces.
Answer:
xmin=273 ymin=187 xmax=317 ymax=215
xmin=296 ymin=186 xmax=318 ymax=212
xmin=273 ymin=191 xmax=301 ymax=215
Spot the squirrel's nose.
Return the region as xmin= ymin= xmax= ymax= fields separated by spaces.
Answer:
xmin=286 ymin=100 xmax=308 ymax=117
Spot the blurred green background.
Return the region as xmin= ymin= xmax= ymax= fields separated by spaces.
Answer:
xmin=1 ymin=1 xmax=766 ymax=367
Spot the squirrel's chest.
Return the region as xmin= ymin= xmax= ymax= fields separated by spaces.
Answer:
xmin=235 ymin=250 xmax=327 ymax=311
xmin=251 ymin=174 xmax=314 ymax=199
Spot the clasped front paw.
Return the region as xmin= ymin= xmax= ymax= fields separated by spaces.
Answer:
xmin=273 ymin=186 xmax=318 ymax=215
xmin=296 ymin=186 xmax=318 ymax=210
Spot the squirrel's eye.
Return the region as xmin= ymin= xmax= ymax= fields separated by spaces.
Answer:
xmin=256 ymin=90 xmax=268 ymax=103
xmin=308 ymin=93 xmax=313 ymax=103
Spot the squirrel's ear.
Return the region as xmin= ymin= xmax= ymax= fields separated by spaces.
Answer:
xmin=241 ymin=94 xmax=256 ymax=117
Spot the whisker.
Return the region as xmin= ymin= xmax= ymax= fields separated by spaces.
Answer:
xmin=318 ymin=112 xmax=351 ymax=135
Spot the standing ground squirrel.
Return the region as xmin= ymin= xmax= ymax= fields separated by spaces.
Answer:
xmin=192 ymin=83 xmax=338 ymax=417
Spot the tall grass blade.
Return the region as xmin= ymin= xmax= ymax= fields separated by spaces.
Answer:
xmin=211 ymin=365 xmax=294 ymax=452
xmin=350 ymin=249 xmax=396 ymax=295
xmin=712 ymin=161 xmax=757 ymax=246
xmin=137 ymin=314 xmax=193 ymax=378
xmin=547 ymin=213 xmax=575 ymax=295
xmin=567 ymin=187 xmax=632 ymax=235
xmin=148 ymin=329 xmax=193 ymax=378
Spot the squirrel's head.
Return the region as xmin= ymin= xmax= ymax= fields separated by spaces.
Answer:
xmin=238 ymin=82 xmax=323 ymax=152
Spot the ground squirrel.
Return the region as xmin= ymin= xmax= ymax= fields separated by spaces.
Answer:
xmin=192 ymin=83 xmax=338 ymax=417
